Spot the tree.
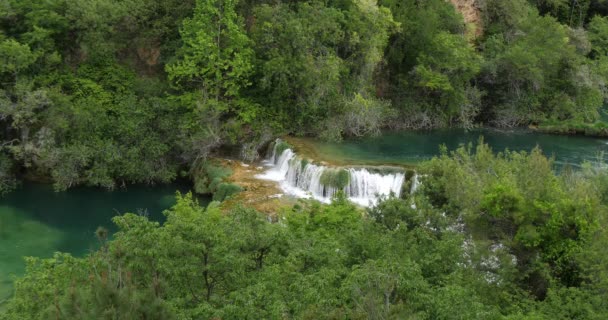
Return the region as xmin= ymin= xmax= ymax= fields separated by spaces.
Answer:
xmin=0 ymin=38 xmax=36 ymax=75
xmin=166 ymin=0 xmax=253 ymax=111
xmin=529 ymin=0 xmax=591 ymax=27
xmin=414 ymin=31 xmax=481 ymax=125
xmin=420 ymin=142 xmax=603 ymax=299
xmin=481 ymin=0 xmax=603 ymax=126
xmin=379 ymin=0 xmax=480 ymax=128
xmin=249 ymin=2 xmax=346 ymax=131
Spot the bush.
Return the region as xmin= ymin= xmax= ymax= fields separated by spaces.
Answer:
xmin=274 ymin=140 xmax=293 ymax=156
xmin=419 ymin=141 xmax=602 ymax=297
xmin=213 ymin=182 xmax=243 ymax=202
xmin=537 ymin=120 xmax=608 ymax=137
xmin=318 ymin=94 xmax=394 ymax=141
xmin=192 ymin=161 xmax=232 ymax=195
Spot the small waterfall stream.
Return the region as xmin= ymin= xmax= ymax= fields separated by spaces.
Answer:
xmin=257 ymin=140 xmax=406 ymax=206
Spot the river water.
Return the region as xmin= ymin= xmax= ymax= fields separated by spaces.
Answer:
xmin=304 ymin=128 xmax=608 ymax=167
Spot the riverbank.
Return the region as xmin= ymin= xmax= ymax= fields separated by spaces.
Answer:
xmin=287 ymin=128 xmax=608 ymax=168
xmin=534 ymin=120 xmax=608 ymax=137
xmin=217 ymin=159 xmax=299 ymax=216
xmin=5 ymin=126 xmax=607 ymax=215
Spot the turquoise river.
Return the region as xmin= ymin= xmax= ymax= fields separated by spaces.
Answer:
xmin=304 ymin=128 xmax=608 ymax=167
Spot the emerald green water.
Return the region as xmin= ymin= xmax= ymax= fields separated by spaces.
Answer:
xmin=0 ymin=183 xmax=206 ymax=305
xmin=308 ymin=128 xmax=608 ymax=167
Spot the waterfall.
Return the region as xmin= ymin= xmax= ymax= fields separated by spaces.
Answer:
xmin=257 ymin=140 xmax=406 ymax=206
xmin=410 ymin=174 xmax=420 ymax=193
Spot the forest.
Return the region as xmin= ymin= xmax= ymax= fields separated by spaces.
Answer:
xmin=2 ymin=0 xmax=608 ymax=318
xmin=2 ymin=0 xmax=608 ymax=192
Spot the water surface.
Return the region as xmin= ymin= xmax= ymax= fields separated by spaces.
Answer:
xmin=0 ymin=182 xmax=207 ymax=304
xmin=306 ymin=128 xmax=608 ymax=167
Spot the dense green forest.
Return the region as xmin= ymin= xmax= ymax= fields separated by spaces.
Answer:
xmin=3 ymin=0 xmax=608 ymax=191
xmin=3 ymin=0 xmax=608 ymax=318
xmin=2 ymin=143 xmax=608 ymax=319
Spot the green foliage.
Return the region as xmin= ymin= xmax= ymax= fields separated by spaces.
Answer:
xmin=320 ymin=93 xmax=394 ymax=141
xmin=414 ymin=31 xmax=481 ymax=116
xmin=192 ymin=160 xmax=233 ymax=195
xmin=190 ymin=160 xmax=242 ymax=202
xmin=481 ymin=0 xmax=604 ymax=126
xmin=0 ymin=39 xmax=37 ymax=74
xmin=0 ymin=152 xmax=17 ymax=195
xmin=4 ymin=0 xmax=608 ymax=192
xmin=273 ymin=140 xmax=292 ymax=156
xmin=42 ymin=279 xmax=176 ymax=320
xmin=0 ymin=0 xmax=195 ymax=191
xmin=589 ymin=15 xmax=608 ymax=57
xmin=380 ymin=0 xmax=480 ymax=128
xmin=368 ymin=195 xmax=420 ymax=230
xmin=249 ymin=0 xmax=396 ymax=135
xmin=537 ymin=119 xmax=608 ymax=136
xmin=420 ymin=141 xmax=604 ymax=298
xmin=2 ymin=9 xmax=608 ymax=320
xmin=213 ymin=182 xmax=242 ymax=201
xmin=166 ymin=0 xmax=253 ymax=103
xmin=528 ymin=0 xmax=591 ymax=27
xmin=320 ymin=168 xmax=351 ymax=189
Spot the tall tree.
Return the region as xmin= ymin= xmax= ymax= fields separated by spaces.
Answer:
xmin=166 ymin=0 xmax=253 ymax=112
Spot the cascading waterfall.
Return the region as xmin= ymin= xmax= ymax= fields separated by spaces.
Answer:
xmin=257 ymin=140 xmax=406 ymax=206
xmin=410 ymin=173 xmax=420 ymax=193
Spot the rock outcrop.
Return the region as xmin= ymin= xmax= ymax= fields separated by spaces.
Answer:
xmin=448 ymin=0 xmax=483 ymax=38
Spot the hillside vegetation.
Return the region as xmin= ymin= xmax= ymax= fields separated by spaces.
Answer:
xmin=2 ymin=0 xmax=608 ymax=191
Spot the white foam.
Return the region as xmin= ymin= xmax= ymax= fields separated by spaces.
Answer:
xmin=256 ymin=139 xmax=406 ymax=207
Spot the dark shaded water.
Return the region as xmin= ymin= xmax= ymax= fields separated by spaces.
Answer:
xmin=0 ymin=182 xmax=208 ymax=304
xmin=307 ymin=128 xmax=608 ymax=167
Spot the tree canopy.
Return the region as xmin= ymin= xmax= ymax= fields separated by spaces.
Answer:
xmin=2 ymin=0 xmax=608 ymax=190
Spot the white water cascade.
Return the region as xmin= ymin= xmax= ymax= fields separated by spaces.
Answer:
xmin=256 ymin=140 xmax=406 ymax=207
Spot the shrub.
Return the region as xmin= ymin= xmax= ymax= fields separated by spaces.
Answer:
xmin=274 ymin=140 xmax=293 ymax=156
xmin=213 ymin=183 xmax=243 ymax=202
xmin=193 ymin=161 xmax=232 ymax=195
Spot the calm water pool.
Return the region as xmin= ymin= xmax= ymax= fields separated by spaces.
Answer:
xmin=305 ymin=128 xmax=608 ymax=167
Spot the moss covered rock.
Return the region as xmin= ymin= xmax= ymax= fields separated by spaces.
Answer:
xmin=320 ymin=168 xmax=351 ymax=189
